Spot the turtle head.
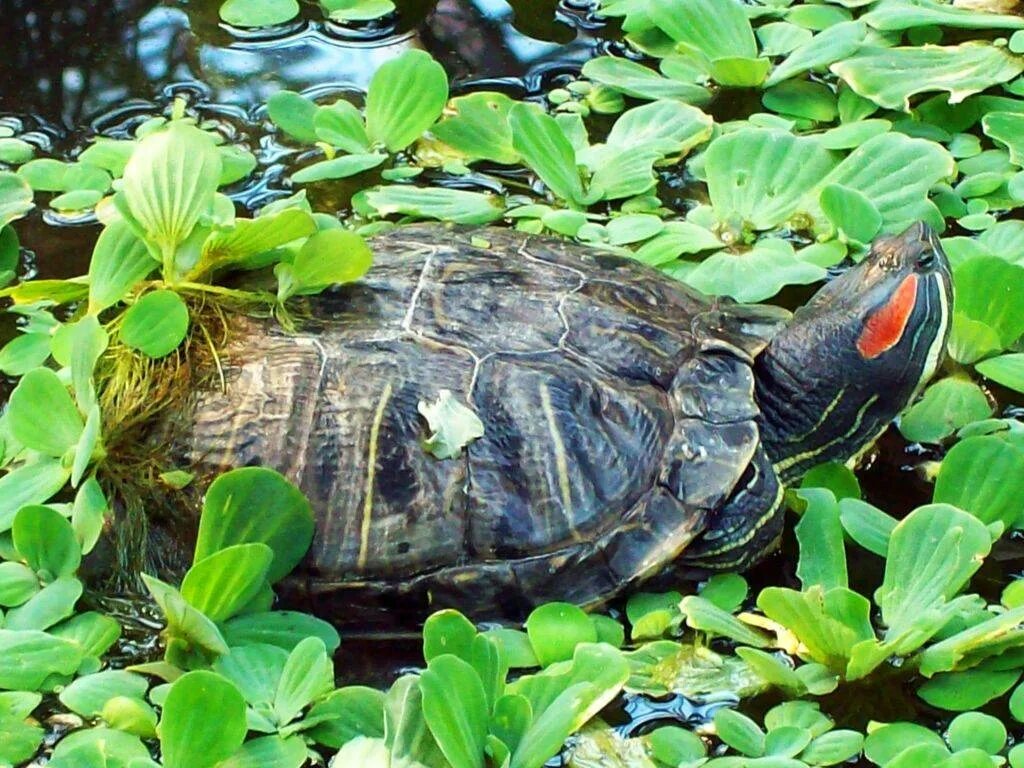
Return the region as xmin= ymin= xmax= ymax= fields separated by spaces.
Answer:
xmin=755 ymin=222 xmax=952 ymax=481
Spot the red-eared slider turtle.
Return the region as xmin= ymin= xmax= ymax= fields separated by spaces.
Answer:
xmin=164 ymin=222 xmax=951 ymax=622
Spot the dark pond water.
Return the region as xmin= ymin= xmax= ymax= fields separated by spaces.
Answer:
xmin=4 ymin=0 xmax=1024 ymax=759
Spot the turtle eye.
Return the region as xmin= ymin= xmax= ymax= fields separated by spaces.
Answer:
xmin=916 ymin=249 xmax=936 ymax=270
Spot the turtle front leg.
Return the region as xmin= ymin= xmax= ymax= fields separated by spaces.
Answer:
xmin=681 ymin=447 xmax=785 ymax=571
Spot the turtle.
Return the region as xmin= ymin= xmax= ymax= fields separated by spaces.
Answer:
xmin=156 ymin=221 xmax=951 ymax=623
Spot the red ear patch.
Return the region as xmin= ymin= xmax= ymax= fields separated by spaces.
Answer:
xmin=857 ymin=274 xmax=919 ymax=360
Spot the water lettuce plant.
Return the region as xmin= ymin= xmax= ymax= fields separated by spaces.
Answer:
xmin=2 ymin=0 xmax=1024 ymax=764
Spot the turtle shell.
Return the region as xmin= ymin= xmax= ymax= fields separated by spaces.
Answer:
xmin=175 ymin=226 xmax=775 ymax=621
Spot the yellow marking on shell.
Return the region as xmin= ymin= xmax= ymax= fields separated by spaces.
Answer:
xmin=539 ymin=383 xmax=580 ymax=540
xmin=358 ymin=381 xmax=393 ymax=571
xmin=774 ymin=394 xmax=880 ymax=477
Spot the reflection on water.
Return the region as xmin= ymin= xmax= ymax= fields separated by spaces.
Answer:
xmin=0 ymin=0 xmax=610 ymax=129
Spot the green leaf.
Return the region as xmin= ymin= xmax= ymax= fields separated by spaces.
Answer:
xmin=218 ymin=735 xmax=307 ymax=768
xmin=648 ymin=0 xmax=757 ymax=66
xmin=8 ymin=367 xmax=84 ymax=457
xmin=13 ymin=504 xmax=81 ymax=579
xmin=795 ymin=489 xmax=847 ymax=591
xmin=680 ymin=595 xmax=772 ymax=648
xmin=982 ymin=111 xmax=1024 ymax=167
xmin=120 ymin=289 xmax=190 ymax=358
xmin=181 ymin=543 xmax=274 ymax=622
xmin=0 ymin=629 xmax=83 ymax=690
xmin=0 ymin=459 xmax=72 ymax=532
xmin=48 ymin=726 xmax=151 ymax=767
xmin=900 ymin=377 xmax=992 ymax=443
xmin=142 ymin=574 xmax=230 ymax=663
xmin=276 ymin=228 xmax=372 ymax=302
xmin=194 ymin=208 xmax=317 ymax=278
xmin=274 ymin=637 xmax=333 ymax=725
xmin=3 ymin=577 xmax=82 ymax=630
xmin=763 ymin=80 xmax=838 ymax=123
xmin=219 ymin=0 xmax=299 ymax=27
xmin=58 ymin=670 xmax=149 ymax=718
xmin=864 ymin=723 xmax=946 ymax=766
xmin=88 ymin=220 xmax=155 ymax=313
xmin=0 ymin=171 xmax=35 ymax=226
xmin=801 ymin=462 xmax=861 ymax=501
xmin=918 ymin=667 xmax=1021 ymax=711
xmin=120 ymin=122 xmax=222 ymax=280
xmin=305 ymin=686 xmax=386 ymax=747
xmin=313 ymin=99 xmax=370 ymax=153
xmin=364 ymin=185 xmax=504 ymax=225
xmin=0 ymin=223 xmax=18 ymax=274
xmin=934 ymin=435 xmax=1024 ymax=528
xmin=509 ymin=644 xmax=629 ymax=768
xmin=159 ymin=671 xmax=248 ymax=768
xmin=417 ymin=390 xmax=485 ymax=461
xmin=526 ymin=603 xmax=598 ymax=667
xmin=606 ymin=101 xmax=712 ymax=156
xmin=682 ymin=238 xmax=826 ymax=302
xmin=947 ymin=712 xmax=1007 ymax=754
xmin=221 ymin=610 xmax=339 ymax=654
xmin=196 ymin=467 xmax=314 ymax=584
xmin=72 ymin=477 xmax=108 ymax=555
xmin=699 ymin=574 xmax=748 ymax=614
xmin=803 ymin=132 xmax=954 ymax=233
xmin=268 ymin=91 xmax=320 ymax=144
xmin=832 ymin=43 xmax=1024 ymax=111
xmin=581 ymin=57 xmax=710 ymax=103
xmin=0 ymin=137 xmax=34 ymax=164
xmin=365 ymin=50 xmax=449 ymax=152
xmin=765 ymin=21 xmax=867 ymax=87
xmin=876 ymin=504 xmax=992 ymax=634
xmin=292 ymin=153 xmax=386 ymax=183
xmin=509 ymin=103 xmax=589 ymax=208
xmin=424 ymin=609 xmax=478 ymax=663
xmin=0 ymin=561 xmax=39 ymax=607
xmin=705 ymin=129 xmax=836 ymax=230
xmin=430 ymin=92 xmax=518 ymax=164
xmin=838 ymin=498 xmax=896 ymax=557
xmin=67 ymin=315 xmax=109 ymax=414
xmin=0 ymin=333 xmax=51 ymax=376
xmin=819 ymin=184 xmax=881 ymax=243
xmin=976 ymin=353 xmax=1024 ymax=393
xmin=79 ymin=139 xmax=137 ymax=176
xmin=50 ymin=611 xmax=121 ymax=662
xmin=713 ymin=708 xmax=765 ymax=757
xmin=950 ymin=257 xmax=1024 ymax=361
xmin=864 ymin=0 xmax=1024 ymax=31
xmin=322 ymin=0 xmax=395 ymax=21
xmin=420 ymin=655 xmax=489 ymax=768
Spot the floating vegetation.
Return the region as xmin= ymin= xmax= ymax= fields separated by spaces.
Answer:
xmin=1 ymin=0 xmax=1024 ymax=765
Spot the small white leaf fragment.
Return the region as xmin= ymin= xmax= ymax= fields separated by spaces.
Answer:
xmin=418 ymin=390 xmax=484 ymax=460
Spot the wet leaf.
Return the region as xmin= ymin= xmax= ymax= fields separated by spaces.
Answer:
xmin=88 ymin=220 xmax=156 ymax=313
xmin=431 ymin=92 xmax=518 ymax=164
xmin=268 ymin=90 xmax=320 ymax=144
xmin=196 ymin=467 xmax=314 ymax=584
xmin=418 ymin=390 xmax=485 ymax=460
xmin=899 ymin=377 xmax=992 ymax=443
xmin=365 ymin=50 xmax=449 ymax=152
xmin=195 ymin=207 xmax=317 ymax=278
xmin=0 ymin=171 xmax=33 ymax=226
xmin=12 ymin=504 xmax=80 ymax=579
xmin=364 ymin=185 xmax=505 ymax=224
xmin=276 ymin=227 xmax=372 ymax=301
xmin=159 ymin=670 xmax=248 ymax=768
xmin=119 ymin=289 xmax=190 ymax=358
xmin=949 ymin=257 xmax=1024 ymax=362
xmin=8 ymin=367 xmax=84 ymax=457
xmin=581 ymin=57 xmax=710 ymax=103
xmin=58 ymin=670 xmax=149 ymax=718
xmin=976 ymin=353 xmax=1024 ymax=392
xmin=221 ymin=610 xmax=340 ymax=654
xmin=982 ymin=111 xmax=1024 ymax=167
xmin=832 ymin=43 xmax=1024 ymax=111
xmin=918 ymin=666 xmax=1021 ymax=711
xmin=323 ymin=0 xmax=396 ymax=21
xmin=839 ymin=498 xmax=897 ymax=557
xmin=220 ymin=0 xmax=299 ymax=27
xmin=292 ymin=152 xmax=386 ymax=183
xmin=795 ymin=489 xmax=847 ymax=592
xmin=864 ymin=0 xmax=1024 ymax=30
xmin=510 ymin=103 xmax=589 ymax=207
xmin=765 ymin=21 xmax=867 ymax=87
xmin=683 ymin=238 xmax=826 ymax=302
xmin=0 ymin=460 xmax=72 ymax=532
xmin=526 ymin=603 xmax=598 ymax=667
xmin=934 ymin=434 xmax=1024 ymax=528
xmin=181 ymin=543 xmax=274 ymax=622
xmin=274 ymin=637 xmax=333 ymax=725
